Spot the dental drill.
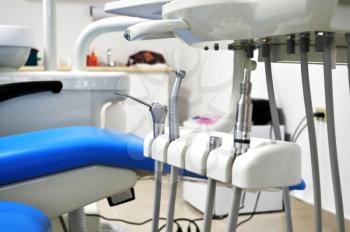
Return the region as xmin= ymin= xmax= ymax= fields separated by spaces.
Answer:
xmin=227 ymin=57 xmax=255 ymax=232
xmin=114 ymin=92 xmax=167 ymax=232
xmin=321 ymin=33 xmax=345 ymax=232
xmin=166 ymin=70 xmax=186 ymax=232
xmin=262 ymin=41 xmax=293 ymax=232
xmin=299 ymin=33 xmax=323 ymax=232
xmin=202 ymin=136 xmax=222 ymax=232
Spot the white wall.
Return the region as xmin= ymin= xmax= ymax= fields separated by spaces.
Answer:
xmin=258 ymin=63 xmax=350 ymax=219
xmin=2 ymin=0 xmax=350 ymax=220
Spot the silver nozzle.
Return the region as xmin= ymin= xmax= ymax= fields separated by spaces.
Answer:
xmin=174 ymin=70 xmax=186 ymax=79
xmin=124 ymin=30 xmax=131 ymax=41
xmin=209 ymin=136 xmax=222 ymax=151
xmin=150 ymin=102 xmax=168 ymax=125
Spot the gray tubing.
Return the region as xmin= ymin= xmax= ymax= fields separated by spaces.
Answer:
xmin=151 ymin=161 xmax=163 ymax=232
xmin=166 ymin=166 xmax=179 ymax=232
xmin=226 ymin=187 xmax=243 ymax=232
xmin=68 ymin=208 xmax=88 ymax=232
xmin=166 ymin=72 xmax=184 ymax=232
xmin=264 ymin=56 xmax=293 ymax=232
xmin=346 ymin=33 xmax=350 ymax=95
xmin=203 ymin=179 xmax=217 ymax=232
xmin=300 ymin=48 xmax=323 ymax=232
xmin=322 ymin=35 xmax=345 ymax=232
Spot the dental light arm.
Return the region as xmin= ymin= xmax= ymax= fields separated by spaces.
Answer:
xmin=124 ymin=19 xmax=189 ymax=41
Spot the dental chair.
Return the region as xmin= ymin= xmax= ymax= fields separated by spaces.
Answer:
xmin=0 ymin=201 xmax=51 ymax=232
xmin=0 ymin=80 xmax=197 ymax=232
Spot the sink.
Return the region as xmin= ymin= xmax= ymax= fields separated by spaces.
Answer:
xmin=0 ymin=25 xmax=35 ymax=70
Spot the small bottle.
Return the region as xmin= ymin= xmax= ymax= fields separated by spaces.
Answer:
xmin=90 ymin=50 xmax=98 ymax=66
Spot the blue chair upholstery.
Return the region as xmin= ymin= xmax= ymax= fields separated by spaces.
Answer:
xmin=0 ymin=126 xmax=199 ymax=186
xmin=0 ymin=202 xmax=51 ymax=232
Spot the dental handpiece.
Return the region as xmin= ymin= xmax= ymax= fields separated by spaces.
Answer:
xmin=114 ymin=92 xmax=167 ymax=232
xmin=166 ymin=70 xmax=186 ymax=232
xmin=203 ymin=136 xmax=222 ymax=232
xmin=233 ymin=68 xmax=253 ymax=156
xmin=227 ymin=61 xmax=255 ymax=232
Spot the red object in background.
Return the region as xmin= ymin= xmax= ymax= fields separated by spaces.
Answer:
xmin=86 ymin=50 xmax=98 ymax=66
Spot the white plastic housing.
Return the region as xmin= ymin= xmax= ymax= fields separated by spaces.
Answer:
xmin=144 ymin=132 xmax=155 ymax=158
xmin=151 ymin=134 xmax=170 ymax=162
xmin=232 ymin=142 xmax=302 ymax=190
xmin=104 ymin=0 xmax=169 ymax=20
xmin=146 ymin=127 xmax=194 ymax=162
xmin=167 ymin=131 xmax=198 ymax=168
xmin=162 ymin=0 xmax=350 ymax=43
xmin=206 ymin=136 xmax=270 ymax=183
xmin=145 ymin=127 xmax=301 ymax=189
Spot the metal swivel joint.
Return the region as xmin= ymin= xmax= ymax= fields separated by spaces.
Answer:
xmin=114 ymin=92 xmax=167 ymax=138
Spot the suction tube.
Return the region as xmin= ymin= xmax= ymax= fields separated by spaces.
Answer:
xmin=263 ymin=44 xmax=293 ymax=232
xmin=124 ymin=19 xmax=189 ymax=41
xmin=166 ymin=70 xmax=186 ymax=232
xmin=322 ymin=33 xmax=345 ymax=232
xmin=345 ymin=33 xmax=350 ymax=95
xmin=299 ymin=34 xmax=323 ymax=232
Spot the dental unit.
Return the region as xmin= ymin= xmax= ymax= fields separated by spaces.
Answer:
xmin=117 ymin=0 xmax=350 ymax=232
xmin=1 ymin=0 xmax=350 ymax=232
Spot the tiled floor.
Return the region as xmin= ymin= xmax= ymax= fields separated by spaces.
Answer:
xmin=97 ymin=178 xmax=349 ymax=232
